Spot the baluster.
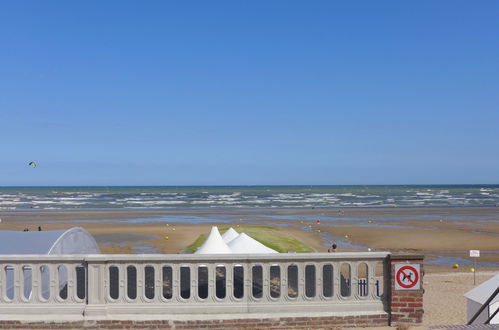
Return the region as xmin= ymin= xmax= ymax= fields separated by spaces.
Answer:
xmin=281 ymin=263 xmax=287 ymax=300
xmin=47 ymin=264 xmax=57 ymax=303
xmin=317 ymin=262 xmax=323 ymax=301
xmin=0 ymin=264 xmax=4 ymax=303
xmin=243 ymin=263 xmax=251 ymax=303
xmin=136 ymin=264 xmax=144 ymax=302
xmin=87 ymin=260 xmax=105 ymax=305
xmin=349 ymin=262 xmax=354 ymax=298
xmin=14 ymin=264 xmax=23 ymax=303
xmin=30 ymin=263 xmax=41 ymax=303
xmin=119 ymin=264 xmax=127 ymax=302
xmin=334 ymin=261 xmax=341 ymax=299
xmin=207 ymin=263 xmax=215 ymax=302
xmin=65 ymin=263 xmax=76 ymax=303
xmin=190 ymin=264 xmax=196 ymax=302
xmin=367 ymin=261 xmax=374 ymax=299
xmin=298 ymin=263 xmax=305 ymax=301
xmin=23 ymin=264 xmax=34 ymax=302
xmin=172 ymin=263 xmax=179 ymax=301
xmin=21 ymin=264 xmax=30 ymax=303
xmin=153 ymin=264 xmax=161 ymax=303
xmin=355 ymin=262 xmax=361 ymax=298
xmin=227 ymin=263 xmax=234 ymax=300
xmin=262 ymin=263 xmax=269 ymax=302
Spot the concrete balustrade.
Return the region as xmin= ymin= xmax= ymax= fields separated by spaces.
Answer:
xmin=0 ymin=252 xmax=391 ymax=323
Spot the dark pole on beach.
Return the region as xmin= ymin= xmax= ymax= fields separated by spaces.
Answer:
xmin=473 ymin=258 xmax=476 ymax=286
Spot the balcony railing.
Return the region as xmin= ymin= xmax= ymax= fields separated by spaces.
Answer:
xmin=0 ymin=252 xmax=390 ymax=320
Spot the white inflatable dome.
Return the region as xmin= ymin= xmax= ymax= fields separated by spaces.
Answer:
xmin=0 ymin=227 xmax=100 ymax=300
xmin=0 ymin=227 xmax=100 ymax=255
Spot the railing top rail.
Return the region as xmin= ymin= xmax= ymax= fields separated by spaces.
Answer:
xmin=0 ymin=252 xmax=390 ymax=262
xmin=0 ymin=255 xmax=87 ymax=262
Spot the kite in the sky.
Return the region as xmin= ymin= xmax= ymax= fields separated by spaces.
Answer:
xmin=28 ymin=161 xmax=37 ymax=168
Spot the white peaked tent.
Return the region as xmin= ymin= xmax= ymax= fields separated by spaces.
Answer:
xmin=222 ymin=227 xmax=239 ymax=244
xmin=0 ymin=227 xmax=100 ymax=300
xmin=228 ymin=233 xmax=278 ymax=254
xmin=464 ymin=274 xmax=499 ymax=325
xmin=194 ymin=226 xmax=232 ymax=254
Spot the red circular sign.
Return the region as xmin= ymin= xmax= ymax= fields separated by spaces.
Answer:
xmin=396 ymin=265 xmax=419 ymax=289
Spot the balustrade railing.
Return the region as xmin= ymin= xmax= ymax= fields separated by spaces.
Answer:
xmin=0 ymin=252 xmax=390 ymax=319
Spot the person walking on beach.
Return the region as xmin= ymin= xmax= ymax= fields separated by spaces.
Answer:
xmin=328 ymin=243 xmax=337 ymax=252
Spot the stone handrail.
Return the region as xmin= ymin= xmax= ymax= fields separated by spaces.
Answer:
xmin=0 ymin=252 xmax=390 ymax=320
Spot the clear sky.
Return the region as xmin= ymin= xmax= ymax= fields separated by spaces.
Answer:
xmin=1 ymin=1 xmax=498 ymax=186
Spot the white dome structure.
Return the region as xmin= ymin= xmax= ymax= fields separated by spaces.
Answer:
xmin=0 ymin=227 xmax=100 ymax=255
xmin=194 ymin=226 xmax=232 ymax=254
xmin=228 ymin=233 xmax=278 ymax=254
xmin=222 ymin=227 xmax=239 ymax=244
xmin=0 ymin=227 xmax=100 ymax=300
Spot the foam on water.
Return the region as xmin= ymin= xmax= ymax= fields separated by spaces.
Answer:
xmin=1 ymin=185 xmax=499 ymax=210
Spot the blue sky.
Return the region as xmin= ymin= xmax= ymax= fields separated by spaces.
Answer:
xmin=1 ymin=1 xmax=498 ymax=185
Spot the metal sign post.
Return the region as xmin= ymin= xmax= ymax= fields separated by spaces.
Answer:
xmin=469 ymin=250 xmax=480 ymax=285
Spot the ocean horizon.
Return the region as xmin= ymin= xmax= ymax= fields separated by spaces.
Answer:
xmin=1 ymin=185 xmax=498 ymax=210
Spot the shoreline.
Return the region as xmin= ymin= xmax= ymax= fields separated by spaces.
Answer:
xmin=1 ymin=206 xmax=497 ymax=325
xmin=1 ymin=206 xmax=498 ymax=273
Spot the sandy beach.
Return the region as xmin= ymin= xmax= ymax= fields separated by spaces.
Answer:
xmin=1 ymin=207 xmax=498 ymax=270
xmin=1 ymin=207 xmax=498 ymax=326
xmin=422 ymin=271 xmax=497 ymax=326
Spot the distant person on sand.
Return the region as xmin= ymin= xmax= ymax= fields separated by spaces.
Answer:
xmin=328 ymin=243 xmax=337 ymax=252
xmin=38 ymin=226 xmax=42 ymax=231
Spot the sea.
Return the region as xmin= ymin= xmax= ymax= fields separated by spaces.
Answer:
xmin=0 ymin=185 xmax=498 ymax=210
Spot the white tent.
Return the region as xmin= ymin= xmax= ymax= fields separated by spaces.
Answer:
xmin=222 ymin=227 xmax=239 ymax=244
xmin=228 ymin=233 xmax=278 ymax=254
xmin=464 ymin=274 xmax=499 ymax=325
xmin=0 ymin=227 xmax=100 ymax=300
xmin=194 ymin=226 xmax=232 ymax=254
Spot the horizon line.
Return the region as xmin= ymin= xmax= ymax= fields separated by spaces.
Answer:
xmin=1 ymin=183 xmax=498 ymax=188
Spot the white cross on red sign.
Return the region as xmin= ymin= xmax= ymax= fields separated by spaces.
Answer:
xmin=395 ymin=264 xmax=420 ymax=290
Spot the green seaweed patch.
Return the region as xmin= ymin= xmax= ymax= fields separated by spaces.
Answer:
xmin=184 ymin=234 xmax=206 ymax=253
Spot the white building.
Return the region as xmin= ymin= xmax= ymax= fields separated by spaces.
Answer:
xmin=464 ymin=274 xmax=499 ymax=325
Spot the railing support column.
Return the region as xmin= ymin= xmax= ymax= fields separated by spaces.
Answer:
xmin=389 ymin=254 xmax=424 ymax=326
xmin=83 ymin=258 xmax=107 ymax=318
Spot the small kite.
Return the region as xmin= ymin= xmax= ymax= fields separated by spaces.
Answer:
xmin=28 ymin=162 xmax=37 ymax=168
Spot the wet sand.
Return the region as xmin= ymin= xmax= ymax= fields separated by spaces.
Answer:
xmin=1 ymin=207 xmax=498 ymax=272
xmin=0 ymin=207 xmax=498 ymax=326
